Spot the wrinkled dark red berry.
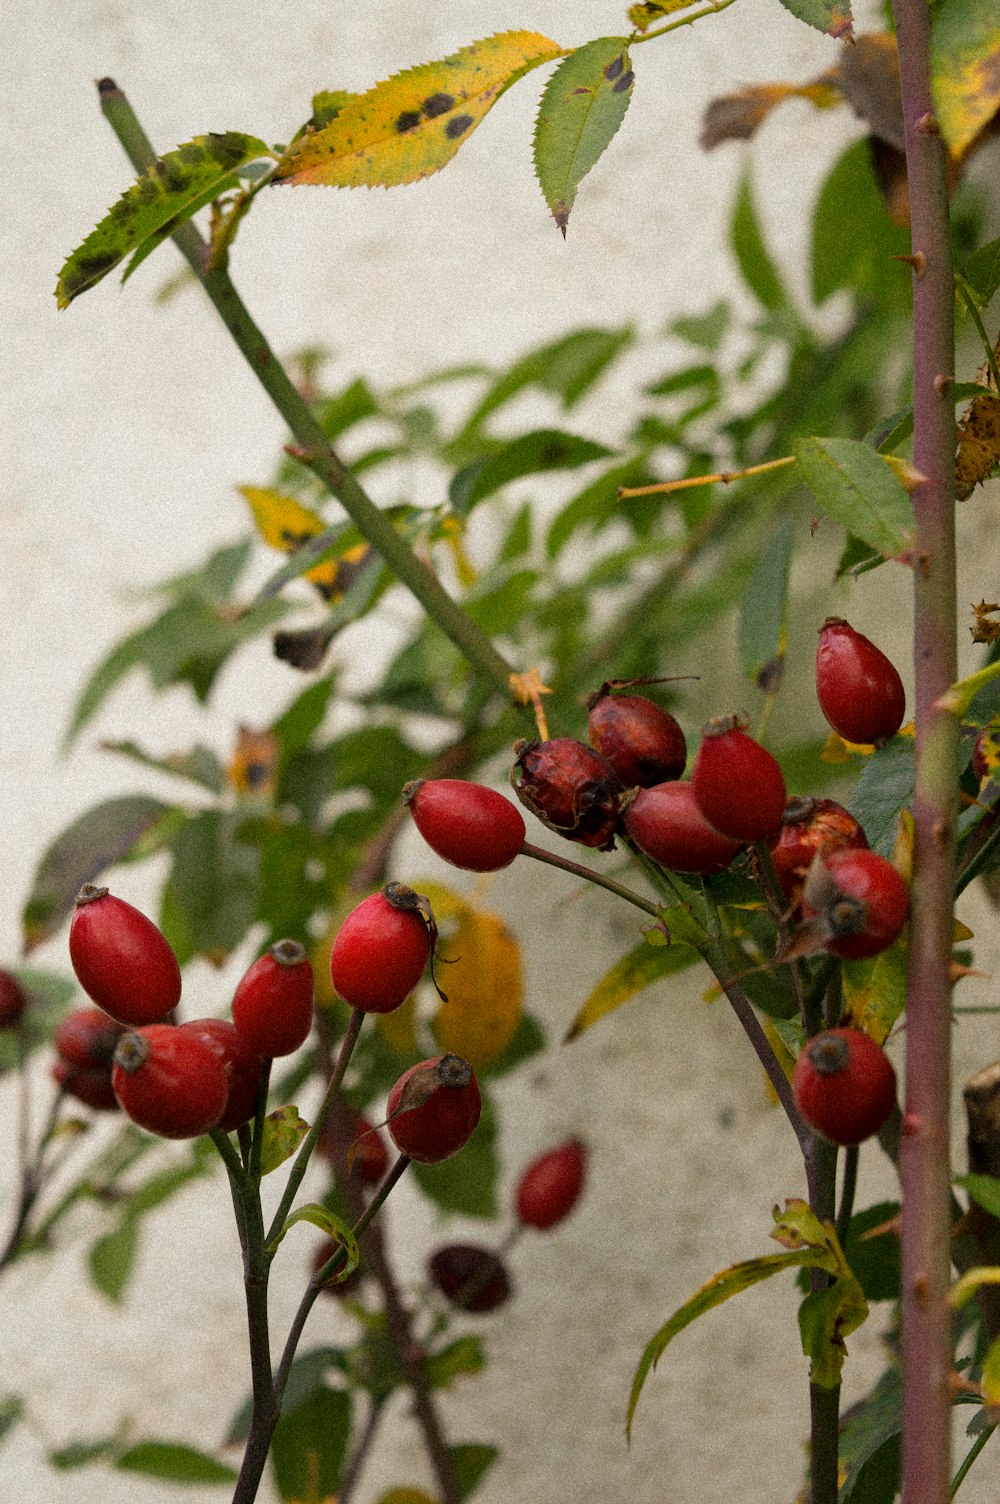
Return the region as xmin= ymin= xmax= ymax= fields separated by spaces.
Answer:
xmin=516 ymin=1139 xmax=587 ymax=1230
xmin=586 ymin=686 xmax=687 ymax=788
xmin=511 ymin=738 xmax=623 ymax=850
xmin=428 ymin=1243 xmax=512 ymax=1312
xmin=793 ymin=1028 xmax=897 ymax=1145
xmin=623 ymin=782 xmax=742 ymax=874
xmin=691 ymin=718 xmax=786 ymax=842
xmin=403 ymin=778 xmax=525 ymax=871
xmin=768 ymin=797 xmax=868 ymax=915
xmin=815 ymin=618 xmax=905 ymax=745
xmin=69 ymin=885 xmax=181 ymax=1027
xmin=386 ymin=1054 xmax=481 ymax=1164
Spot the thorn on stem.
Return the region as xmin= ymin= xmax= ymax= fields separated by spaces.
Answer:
xmin=892 ymin=252 xmax=927 ymax=280
xmin=914 ymin=111 xmax=940 ymax=136
xmin=934 ymin=374 xmax=954 ymax=398
xmin=913 ymin=1273 xmax=931 ymax=1306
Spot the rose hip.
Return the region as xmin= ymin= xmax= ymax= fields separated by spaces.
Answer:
xmin=768 ymin=797 xmax=868 ymax=915
xmin=815 ymin=618 xmax=905 ymax=745
xmin=511 ymin=738 xmax=623 ymax=850
xmin=403 ymin=778 xmax=525 ymax=871
xmin=691 ymin=718 xmax=787 ymax=842
xmin=181 ymin=1018 xmax=264 ymax=1132
xmin=329 ymin=885 xmax=432 ymax=1014
xmin=801 ymin=847 xmax=909 ymax=960
xmin=231 ymin=940 xmax=314 ymax=1058
xmin=69 ymin=885 xmax=181 ymax=1027
xmin=623 ymin=782 xmax=741 ymax=874
xmin=515 ymin=1139 xmax=587 ymax=1230
xmin=586 ymin=686 xmax=687 ymax=787
xmin=793 ymin=1028 xmax=897 ymax=1146
xmin=112 ymin=1025 xmax=230 ymax=1139
xmin=386 ymin=1055 xmax=481 ymax=1164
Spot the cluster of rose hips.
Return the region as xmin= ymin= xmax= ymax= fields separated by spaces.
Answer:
xmin=399 ymin=618 xmax=910 ymax=1150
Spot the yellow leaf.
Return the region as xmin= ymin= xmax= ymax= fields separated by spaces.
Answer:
xmin=842 ymin=940 xmax=908 ymax=1044
xmin=376 ymin=992 xmax=419 ymax=1056
xmin=376 ymin=1491 xmax=440 ymax=1504
xmin=434 ymin=909 xmax=522 ymax=1068
xmin=238 ymin=485 xmax=373 ymax=601
xmin=761 ymin=1017 xmax=796 ymax=1105
xmin=274 ymin=32 xmax=565 ymax=189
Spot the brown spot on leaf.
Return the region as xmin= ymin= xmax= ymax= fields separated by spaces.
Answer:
xmin=422 ymin=92 xmax=455 ymax=118
xmin=613 ymin=70 xmax=635 ymax=94
xmin=604 ymin=55 xmax=625 ymax=82
xmin=395 ymin=110 xmax=421 ymax=133
xmin=445 ymin=114 xmax=474 ymax=139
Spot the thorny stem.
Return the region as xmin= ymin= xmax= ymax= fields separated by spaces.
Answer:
xmin=96 ymin=80 xmax=518 ymax=702
xmin=890 ymin=0 xmax=959 ymax=1500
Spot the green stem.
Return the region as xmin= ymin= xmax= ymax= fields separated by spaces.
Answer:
xmin=630 ymin=0 xmax=739 ymax=45
xmin=954 ymin=275 xmax=1000 ymax=393
xmin=519 ymin=841 xmax=662 ymax=918
xmin=265 ymin=1008 xmax=364 ymax=1249
xmin=950 ymin=1424 xmax=995 ymax=1498
xmin=96 ymin=81 xmax=517 ymax=701
xmin=248 ymin=1059 xmax=271 ymax=1186
xmin=890 ymin=1 xmax=959 ymax=1500
xmin=836 ymin=1146 xmax=859 ymax=1248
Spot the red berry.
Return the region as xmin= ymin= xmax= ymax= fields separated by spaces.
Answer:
xmin=622 ymin=782 xmax=741 ymax=874
xmin=181 ymin=1019 xmax=264 ymax=1132
xmin=318 ymin=1100 xmax=390 ymax=1186
xmin=586 ymin=686 xmax=687 ymax=788
xmin=768 ymin=797 xmax=868 ymax=915
xmin=691 ymin=718 xmax=787 ymax=842
xmin=231 ymin=941 xmax=314 ymax=1058
xmin=403 ymin=778 xmax=525 ymax=871
xmin=385 ymin=1055 xmax=481 ymax=1164
xmin=515 ymin=1139 xmax=587 ymax=1230
xmin=815 ymin=618 xmax=905 ymax=745
xmin=69 ymin=885 xmax=181 ymax=1027
xmin=792 ymin=1028 xmax=897 ymax=1146
xmin=54 ymin=1006 xmax=124 ymax=1069
xmin=52 ymin=1059 xmax=121 ymax=1112
xmin=0 ymin=970 xmax=26 ymax=1028
xmin=801 ymin=847 xmax=909 ymax=960
xmin=329 ymin=885 xmax=432 ymax=1014
xmin=511 ymin=738 xmax=623 ymax=850
xmin=112 ymin=1025 xmax=229 ymax=1139
xmin=428 ymin=1243 xmax=512 ymax=1313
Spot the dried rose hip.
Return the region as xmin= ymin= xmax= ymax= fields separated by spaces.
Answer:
xmin=768 ymin=797 xmax=868 ymax=915
xmin=428 ymin=1243 xmax=512 ymax=1313
xmin=386 ymin=1054 xmax=481 ymax=1164
xmin=622 ymin=782 xmax=742 ymax=874
xmin=403 ymin=778 xmax=525 ymax=871
xmin=691 ymin=717 xmax=786 ymax=842
xmin=815 ymin=618 xmax=905 ymax=746
xmin=586 ymin=685 xmax=687 ymax=788
xmin=511 ymin=738 xmax=623 ymax=850
xmin=69 ymin=885 xmax=181 ymax=1027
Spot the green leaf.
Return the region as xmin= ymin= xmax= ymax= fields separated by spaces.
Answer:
xmin=22 ymin=795 xmax=174 ymax=952
xmin=425 ymin=1336 xmax=487 ymax=1389
xmin=846 ymin=1434 xmax=900 ymax=1504
xmin=50 ymin=1434 xmax=125 ymax=1470
xmin=259 ymin=1105 xmax=310 ymax=1176
xmin=838 ymin=1367 xmax=901 ymax=1501
xmin=477 ymin=1010 xmax=546 ymax=1080
xmin=533 ymin=38 xmax=634 ymax=235
xmin=565 ymin=934 xmax=700 ymax=1041
xmin=162 ymin=810 xmax=260 ymax=961
xmin=957 ymin=1173 xmax=1000 ymax=1220
xmin=848 ymin=737 xmax=914 ymax=855
xmin=931 ymin=0 xmax=1000 ymax=154
xmin=88 ymin=1220 xmax=139 ymax=1304
xmin=628 ymin=1246 xmax=814 ymax=1435
xmin=272 ymin=677 xmax=335 ymax=762
xmin=775 ymin=0 xmax=853 ymax=38
xmin=270 ymin=1387 xmax=351 ymax=1502
xmin=798 ymin=1272 xmax=868 ymax=1388
xmin=100 ymin=740 xmax=226 ymax=794
xmin=269 ymin=1205 xmax=359 ymax=1280
xmin=669 ymin=300 xmax=731 ymax=353
xmin=730 ymin=170 xmax=790 ymax=313
xmin=449 ymin=429 xmax=613 ymax=514
xmin=795 ymin=437 xmax=916 ymax=557
xmin=318 ymin=376 xmax=381 ymax=438
xmin=812 ymin=141 xmax=909 ymax=306
xmin=449 ymin=1443 xmax=499 ymax=1499
xmin=0 ymin=1396 xmax=24 ymax=1449
xmin=964 ymin=236 xmax=1000 ymax=308
xmin=842 ymin=1202 xmax=903 ymax=1303
xmin=545 ymin=458 xmax=655 ymax=560
xmin=738 ymin=518 xmax=794 ymax=691
xmin=117 ymin=1441 xmax=238 ymax=1484
xmin=57 ymin=133 xmax=272 ymax=306
xmin=411 ymin=1088 xmax=497 ymax=1217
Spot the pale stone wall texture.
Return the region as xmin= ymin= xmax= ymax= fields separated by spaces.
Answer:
xmin=3 ymin=2 xmax=999 ymax=1501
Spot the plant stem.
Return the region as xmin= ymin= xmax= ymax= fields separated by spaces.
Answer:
xmin=890 ymin=3 xmax=959 ymax=1501
xmin=836 ymin=1146 xmax=859 ymax=1249
xmin=629 ymin=0 xmax=739 ymax=45
xmin=337 ymin=1398 xmax=386 ymax=1504
xmin=0 ymin=1083 xmax=67 ymax=1272
xmin=618 ymin=454 xmax=795 ymax=497
xmin=950 ymin=1424 xmax=995 ymax=1498
xmin=519 ymin=841 xmax=662 ymax=917
xmin=96 ymin=80 xmax=518 ymax=702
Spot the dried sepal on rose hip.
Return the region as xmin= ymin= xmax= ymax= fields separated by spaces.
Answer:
xmin=231 ymin=940 xmax=314 ymax=1058
xmin=69 ymin=884 xmax=182 ymax=1027
xmin=515 ymin=1139 xmax=587 ymax=1230
xmin=768 ymin=797 xmax=868 ymax=917
xmin=385 ymin=1054 xmax=482 ymax=1164
xmin=586 ymin=681 xmax=687 ymax=788
xmin=792 ymin=1028 xmax=897 ymax=1146
xmin=403 ymin=778 xmax=525 ymax=872
xmin=112 ymin=1024 xmax=230 ymax=1139
xmin=329 ymin=883 xmax=438 ymax=1013
xmin=428 ymin=1243 xmax=512 ymax=1313
xmin=690 ymin=717 xmax=786 ymax=842
xmin=622 ymin=782 xmax=741 ymax=875
xmin=815 ymin=618 xmax=906 ymax=746
xmin=511 ymin=737 xmax=623 ymax=851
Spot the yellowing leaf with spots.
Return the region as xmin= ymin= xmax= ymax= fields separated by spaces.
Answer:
xmin=274 ymin=32 xmax=565 ymax=188
xmin=932 ymin=0 xmax=1000 ymax=155
xmin=238 ymin=485 xmax=371 ymax=601
xmin=434 ymin=909 xmax=523 ymax=1069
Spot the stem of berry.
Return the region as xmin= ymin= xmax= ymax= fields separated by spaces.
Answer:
xmin=0 ymin=1080 xmax=69 ymax=1272
xmin=96 ymin=80 xmax=518 ymax=704
xmin=890 ymin=1 xmax=959 ymax=1499
xmin=337 ymin=1397 xmax=387 ymax=1504
xmin=519 ymin=841 xmax=663 ymax=917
